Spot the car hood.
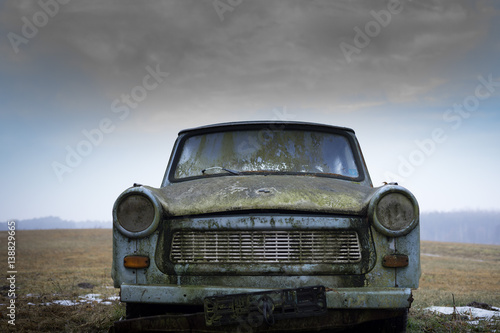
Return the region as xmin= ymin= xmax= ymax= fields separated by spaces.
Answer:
xmin=147 ymin=175 xmax=377 ymax=217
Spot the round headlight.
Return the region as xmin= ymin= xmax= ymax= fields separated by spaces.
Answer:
xmin=117 ymin=195 xmax=155 ymax=232
xmin=369 ymin=186 xmax=419 ymax=237
xmin=113 ymin=187 xmax=163 ymax=238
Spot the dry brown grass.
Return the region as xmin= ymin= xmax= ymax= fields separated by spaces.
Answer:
xmin=3 ymin=229 xmax=114 ymax=296
xmin=0 ymin=229 xmax=122 ymax=332
xmin=409 ymin=241 xmax=500 ymax=333
xmin=0 ymin=231 xmax=498 ymax=332
xmin=413 ymin=241 xmax=500 ymax=309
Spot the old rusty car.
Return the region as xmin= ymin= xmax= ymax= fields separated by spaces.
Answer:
xmin=111 ymin=121 xmax=420 ymax=332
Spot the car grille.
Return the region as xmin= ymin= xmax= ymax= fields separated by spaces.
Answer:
xmin=170 ymin=230 xmax=361 ymax=264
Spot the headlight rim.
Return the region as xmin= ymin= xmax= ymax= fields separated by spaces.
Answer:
xmin=113 ymin=187 xmax=163 ymax=238
xmin=368 ymin=185 xmax=419 ymax=237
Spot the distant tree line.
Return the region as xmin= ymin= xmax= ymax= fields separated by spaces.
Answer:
xmin=420 ymin=211 xmax=500 ymax=245
xmin=0 ymin=216 xmax=110 ymax=230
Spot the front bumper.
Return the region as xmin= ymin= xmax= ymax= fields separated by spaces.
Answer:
xmin=120 ymin=284 xmax=413 ymax=309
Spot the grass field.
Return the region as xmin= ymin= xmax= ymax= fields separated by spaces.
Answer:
xmin=410 ymin=241 xmax=500 ymax=332
xmin=0 ymin=229 xmax=499 ymax=332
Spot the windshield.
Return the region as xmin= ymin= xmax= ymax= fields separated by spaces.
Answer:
xmin=173 ymin=129 xmax=360 ymax=180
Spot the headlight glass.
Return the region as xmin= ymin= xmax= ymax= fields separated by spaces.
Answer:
xmin=376 ymin=193 xmax=415 ymax=231
xmin=369 ymin=186 xmax=419 ymax=237
xmin=116 ymin=194 xmax=155 ymax=232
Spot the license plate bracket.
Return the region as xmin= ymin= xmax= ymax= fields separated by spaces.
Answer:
xmin=204 ymin=285 xmax=327 ymax=327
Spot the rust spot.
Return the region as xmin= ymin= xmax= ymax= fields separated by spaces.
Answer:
xmin=382 ymin=254 xmax=409 ymax=268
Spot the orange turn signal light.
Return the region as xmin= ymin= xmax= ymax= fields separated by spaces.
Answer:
xmin=382 ymin=254 xmax=409 ymax=268
xmin=124 ymin=255 xmax=150 ymax=269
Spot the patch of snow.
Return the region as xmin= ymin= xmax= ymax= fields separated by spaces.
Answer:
xmin=79 ymin=293 xmax=103 ymax=302
xmin=53 ymin=300 xmax=79 ymax=306
xmin=426 ymin=306 xmax=500 ymax=321
xmin=23 ymin=292 xmax=119 ymax=306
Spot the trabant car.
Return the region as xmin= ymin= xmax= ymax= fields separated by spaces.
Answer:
xmin=112 ymin=121 xmax=420 ymax=332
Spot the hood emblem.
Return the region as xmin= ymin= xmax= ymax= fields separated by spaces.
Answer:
xmin=255 ymin=188 xmax=275 ymax=195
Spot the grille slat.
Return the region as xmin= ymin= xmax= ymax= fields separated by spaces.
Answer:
xmin=170 ymin=231 xmax=361 ymax=264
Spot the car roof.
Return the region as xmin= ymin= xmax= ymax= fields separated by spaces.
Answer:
xmin=178 ymin=121 xmax=355 ymax=135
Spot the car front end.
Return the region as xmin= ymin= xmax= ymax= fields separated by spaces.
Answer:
xmin=111 ymin=121 xmax=420 ymax=332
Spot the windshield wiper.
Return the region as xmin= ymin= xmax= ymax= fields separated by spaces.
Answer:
xmin=201 ymin=166 xmax=241 ymax=175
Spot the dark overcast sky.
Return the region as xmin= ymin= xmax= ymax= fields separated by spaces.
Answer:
xmin=1 ymin=0 xmax=499 ymax=221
